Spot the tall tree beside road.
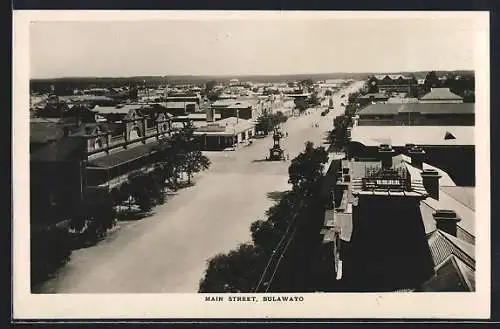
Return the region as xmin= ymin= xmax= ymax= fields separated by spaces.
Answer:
xmin=332 ymin=115 xmax=352 ymax=150
xmin=309 ymin=92 xmax=320 ymax=107
xmin=294 ymin=98 xmax=308 ymax=114
xmin=288 ymin=142 xmax=328 ymax=194
xmin=154 ymin=122 xmax=210 ymax=188
xmin=255 ymin=112 xmax=288 ymax=135
xmin=198 ymin=243 xmax=266 ymax=293
xmin=127 ymin=171 xmax=162 ymax=212
xmin=183 ymin=150 xmax=211 ymax=184
xmin=199 ymin=142 xmax=331 ymax=292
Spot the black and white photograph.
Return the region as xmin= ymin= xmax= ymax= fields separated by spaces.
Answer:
xmin=13 ymin=10 xmax=490 ymax=319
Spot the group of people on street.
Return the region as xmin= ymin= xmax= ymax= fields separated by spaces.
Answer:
xmin=311 ymin=122 xmax=320 ymax=128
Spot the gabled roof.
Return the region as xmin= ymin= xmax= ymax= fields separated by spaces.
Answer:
xmin=427 ymin=229 xmax=475 ymax=269
xmin=420 ymin=254 xmax=475 ymax=291
xmin=421 ymin=88 xmax=463 ymax=101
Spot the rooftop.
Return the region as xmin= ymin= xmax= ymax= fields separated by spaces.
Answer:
xmin=194 ymin=117 xmax=254 ymax=136
xmin=421 ymin=88 xmax=463 ymax=101
xmin=94 ymin=104 xmax=144 ymax=115
xmin=350 ymin=125 xmax=474 ymax=147
xmin=358 ymin=103 xmax=474 ymax=116
xmin=87 ymin=140 xmax=161 ymax=169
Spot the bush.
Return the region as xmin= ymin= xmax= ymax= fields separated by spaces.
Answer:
xmin=31 ymin=225 xmax=72 ymax=289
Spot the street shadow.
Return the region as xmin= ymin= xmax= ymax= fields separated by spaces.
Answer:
xmin=252 ymin=158 xmax=270 ymax=163
xmin=267 ymin=191 xmax=286 ymax=202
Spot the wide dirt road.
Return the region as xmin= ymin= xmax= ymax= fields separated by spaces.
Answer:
xmin=37 ymin=81 xmax=364 ymax=293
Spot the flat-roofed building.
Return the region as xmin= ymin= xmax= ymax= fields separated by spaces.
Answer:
xmin=348 ymin=125 xmax=475 ymax=186
xmin=356 ymin=102 xmax=474 ymax=126
xmin=193 ymin=117 xmax=255 ymax=150
xmin=210 ymin=99 xmax=257 ymax=120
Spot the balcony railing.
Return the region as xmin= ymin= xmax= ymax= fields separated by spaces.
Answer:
xmin=82 ymin=118 xmax=172 ymax=157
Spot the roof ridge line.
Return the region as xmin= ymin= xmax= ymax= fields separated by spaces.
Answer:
xmin=440 ymin=188 xmax=475 ymax=211
xmin=438 ymin=230 xmax=475 ymax=264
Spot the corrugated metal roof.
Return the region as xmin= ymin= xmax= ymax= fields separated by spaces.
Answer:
xmin=358 ymin=103 xmax=474 ymax=116
xmin=421 ymin=88 xmax=463 ymax=101
xmin=427 ymin=230 xmax=475 ymax=269
xmin=87 ymin=140 xmax=160 ymax=168
xmin=421 ymin=254 xmax=474 ymax=291
xmin=350 ymin=125 xmax=474 ymax=147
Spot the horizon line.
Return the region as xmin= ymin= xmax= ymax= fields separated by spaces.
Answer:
xmin=30 ymin=68 xmax=475 ymax=81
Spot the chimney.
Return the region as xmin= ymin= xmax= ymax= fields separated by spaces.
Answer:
xmin=408 ymin=145 xmax=426 ymax=169
xmin=378 ymin=144 xmax=394 ymax=170
xmin=433 ymin=210 xmax=461 ymax=236
xmin=421 ymin=169 xmax=441 ymax=200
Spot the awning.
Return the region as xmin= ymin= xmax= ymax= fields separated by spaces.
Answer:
xmin=87 ymin=140 xmax=161 ymax=169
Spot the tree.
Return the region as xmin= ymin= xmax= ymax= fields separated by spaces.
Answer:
xmin=205 ymin=80 xmax=217 ymax=93
xmin=199 ymin=143 xmax=332 ymax=293
xmin=31 ymin=225 xmax=72 ymax=288
xmin=183 ymin=150 xmax=211 ymax=184
xmin=255 ymin=114 xmax=273 ymax=135
xmin=309 ymin=92 xmax=320 ymax=107
xmin=300 ymin=79 xmax=314 ymax=89
xmin=207 ymin=90 xmax=221 ymax=102
xmin=288 ymin=142 xmax=328 ymax=194
xmin=294 ymin=98 xmax=308 ymax=114
xmin=423 ymin=71 xmax=440 ymax=93
xmin=127 ymin=171 xmax=162 ymax=212
xmin=198 ymin=243 xmax=266 ymax=293
xmin=367 ymin=77 xmax=379 ymax=94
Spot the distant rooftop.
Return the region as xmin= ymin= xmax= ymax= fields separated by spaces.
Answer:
xmin=421 ymin=88 xmax=463 ymax=101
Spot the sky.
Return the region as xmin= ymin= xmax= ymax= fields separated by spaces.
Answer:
xmin=29 ymin=14 xmax=483 ymax=78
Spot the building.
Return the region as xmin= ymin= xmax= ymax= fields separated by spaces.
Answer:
xmin=356 ymin=93 xmax=389 ymax=106
xmin=348 ymin=125 xmax=475 ymax=186
xmin=30 ymin=105 xmax=174 ymax=229
xmin=165 ymin=101 xmax=198 ymax=116
xmin=356 ymin=103 xmax=475 ymax=126
xmin=370 ymin=74 xmax=418 ymax=93
xmin=320 ymin=145 xmax=475 ymax=292
xmin=165 ymin=94 xmax=201 ymax=105
xmin=193 ymin=117 xmax=255 ymax=151
xmin=420 ymin=87 xmax=464 ymax=104
xmin=210 ymin=99 xmax=257 ymax=120
xmin=59 ymin=95 xmax=120 ymax=107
